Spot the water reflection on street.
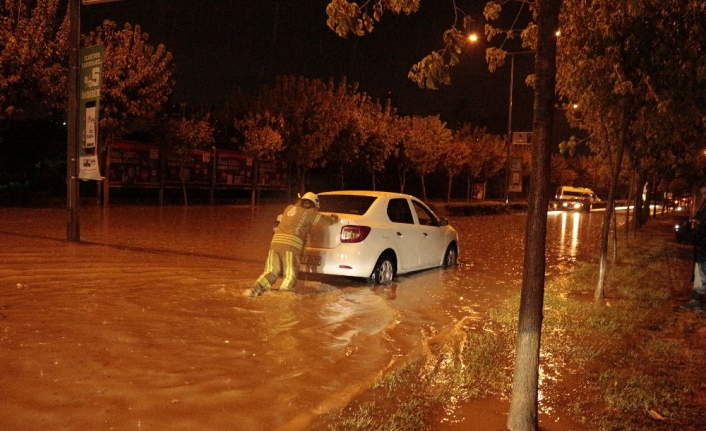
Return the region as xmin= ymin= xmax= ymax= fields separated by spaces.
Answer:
xmin=0 ymin=205 xmax=614 ymax=430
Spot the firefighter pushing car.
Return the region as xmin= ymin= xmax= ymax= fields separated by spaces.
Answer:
xmin=245 ymin=192 xmax=338 ymax=296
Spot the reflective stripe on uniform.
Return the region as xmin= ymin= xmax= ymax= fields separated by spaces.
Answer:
xmin=256 ymin=249 xmax=276 ymax=289
xmin=272 ymin=233 xmax=304 ymax=250
xmin=281 ymin=251 xmax=296 ymax=291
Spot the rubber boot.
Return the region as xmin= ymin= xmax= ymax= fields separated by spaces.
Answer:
xmin=243 ymin=283 xmax=265 ymax=297
xmin=679 ymin=291 xmax=704 ymax=311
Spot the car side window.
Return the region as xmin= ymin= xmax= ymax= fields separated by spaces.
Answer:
xmin=387 ymin=198 xmax=414 ymax=224
xmin=412 ymin=200 xmax=437 ymax=226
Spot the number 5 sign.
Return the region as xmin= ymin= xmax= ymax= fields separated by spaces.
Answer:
xmin=79 ymin=44 xmax=104 ymax=180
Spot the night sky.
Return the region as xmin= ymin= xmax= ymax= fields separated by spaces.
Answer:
xmin=82 ymin=0 xmax=547 ymax=137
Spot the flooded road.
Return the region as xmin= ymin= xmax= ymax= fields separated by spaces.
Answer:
xmin=0 ymin=205 xmax=612 ymax=430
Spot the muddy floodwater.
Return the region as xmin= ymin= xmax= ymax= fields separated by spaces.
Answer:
xmin=0 ymin=204 xmax=613 ymax=430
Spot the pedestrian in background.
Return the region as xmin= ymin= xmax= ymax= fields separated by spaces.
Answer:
xmin=680 ymin=185 xmax=706 ymax=313
xmin=245 ymin=192 xmax=338 ymax=297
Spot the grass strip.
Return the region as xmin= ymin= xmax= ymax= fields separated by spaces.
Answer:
xmin=323 ymin=215 xmax=706 ymax=431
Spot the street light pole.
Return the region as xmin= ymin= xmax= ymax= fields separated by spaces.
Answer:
xmin=504 ymin=51 xmax=535 ymax=203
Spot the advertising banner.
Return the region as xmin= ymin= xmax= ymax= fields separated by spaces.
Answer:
xmin=108 ymin=142 xmax=160 ymax=186
xmin=509 ymin=157 xmax=523 ymax=193
xmin=79 ymin=44 xmax=104 ymax=180
xmin=215 ymin=151 xmax=254 ymax=186
xmin=258 ymin=159 xmax=288 ymax=188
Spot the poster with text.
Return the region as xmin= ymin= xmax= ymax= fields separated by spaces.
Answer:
xmin=79 ymin=44 xmax=104 ymax=180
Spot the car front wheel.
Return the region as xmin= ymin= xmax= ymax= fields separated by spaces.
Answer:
xmin=369 ymin=255 xmax=395 ymax=284
xmin=443 ymin=244 xmax=458 ymax=267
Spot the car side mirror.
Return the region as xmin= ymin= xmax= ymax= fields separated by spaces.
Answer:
xmin=438 ymin=217 xmax=449 ymax=227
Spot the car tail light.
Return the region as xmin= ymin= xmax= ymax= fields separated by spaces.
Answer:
xmin=340 ymin=225 xmax=371 ymax=243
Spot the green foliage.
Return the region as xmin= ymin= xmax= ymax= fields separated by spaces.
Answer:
xmin=557 ymin=0 xmax=706 ymax=198
xmin=248 ymin=75 xmax=367 ymax=193
xmin=235 ymin=111 xmax=285 ymax=158
xmin=549 ymin=154 xmax=578 ymax=187
xmin=326 ymin=0 xmax=473 ymax=89
xmin=325 ymin=214 xmax=706 ymax=431
xmin=353 ymin=98 xmax=403 ymax=189
xmin=408 ymin=52 xmax=450 ymax=90
xmin=399 ymin=114 xmax=451 ymax=200
xmin=0 ymin=0 xmax=69 ymax=120
xmin=164 ymin=115 xmax=214 ymax=156
xmin=466 ymin=124 xmax=506 ymax=181
xmin=83 ymin=20 xmax=174 ymax=140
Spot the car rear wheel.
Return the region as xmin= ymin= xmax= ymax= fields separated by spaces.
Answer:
xmin=369 ymin=254 xmax=395 ymax=284
xmin=443 ymin=244 xmax=458 ymax=267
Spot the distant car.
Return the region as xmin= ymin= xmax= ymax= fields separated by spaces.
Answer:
xmin=551 ymin=186 xmax=600 ymax=212
xmin=277 ymin=190 xmax=460 ymax=284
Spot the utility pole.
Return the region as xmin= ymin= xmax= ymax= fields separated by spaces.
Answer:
xmin=66 ymin=0 xmax=80 ymax=242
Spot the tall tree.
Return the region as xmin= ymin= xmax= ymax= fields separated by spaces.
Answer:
xmin=556 ymin=0 xmax=706 ymax=297
xmin=500 ymin=1 xmax=562 ymax=428
xmin=326 ymin=1 xmax=565 ymax=428
xmin=0 ymin=0 xmax=69 ymax=120
xmin=235 ymin=110 xmax=285 ymax=193
xmin=253 ymin=75 xmax=360 ymax=194
xmin=440 ymin=139 xmax=470 ymax=203
xmin=404 ymin=115 xmax=451 ymax=201
xmin=464 ymin=124 xmax=506 ymax=200
xmin=82 ymin=20 xmax=174 ymax=141
xmin=355 ymin=98 xmax=401 ymax=190
xmin=162 ymin=115 xmax=214 ymax=206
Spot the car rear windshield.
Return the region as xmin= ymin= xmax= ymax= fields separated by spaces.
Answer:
xmin=319 ymin=194 xmax=376 ymax=215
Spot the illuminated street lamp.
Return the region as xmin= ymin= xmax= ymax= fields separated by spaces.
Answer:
xmin=466 ymin=37 xmax=534 ymax=202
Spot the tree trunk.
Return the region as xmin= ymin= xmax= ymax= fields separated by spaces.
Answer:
xmin=466 ymin=175 xmax=471 ymax=202
xmin=611 ymin=208 xmax=618 ymax=264
xmin=634 ymin=172 xmax=648 ymax=230
xmin=398 ymin=169 xmax=406 ymax=193
xmin=295 ymin=163 xmax=308 ymax=195
xmin=180 ymin=162 xmax=189 ymax=206
xmin=595 ymin=114 xmax=628 ymax=299
xmin=624 ymin=171 xmax=635 ymax=244
xmin=421 ymin=174 xmax=427 ymax=201
xmin=506 ymin=2 xmax=561 ymax=429
xmin=447 ymin=175 xmax=453 ymax=203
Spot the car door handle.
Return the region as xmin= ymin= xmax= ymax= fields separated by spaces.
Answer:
xmin=396 ymin=232 xmax=403 ymax=236
xmin=423 ymin=232 xmax=428 ymax=237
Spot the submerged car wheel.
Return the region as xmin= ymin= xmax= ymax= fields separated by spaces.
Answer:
xmin=369 ymin=254 xmax=395 ymax=284
xmin=443 ymin=244 xmax=458 ymax=267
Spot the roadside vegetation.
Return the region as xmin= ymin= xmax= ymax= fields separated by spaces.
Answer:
xmin=315 ymin=213 xmax=706 ymax=431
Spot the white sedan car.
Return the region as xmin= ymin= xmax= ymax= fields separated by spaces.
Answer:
xmin=291 ymin=190 xmax=459 ymax=284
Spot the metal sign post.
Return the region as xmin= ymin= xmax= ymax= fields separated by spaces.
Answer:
xmin=66 ymin=0 xmax=120 ymax=241
xmin=66 ymin=0 xmax=81 ymax=242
